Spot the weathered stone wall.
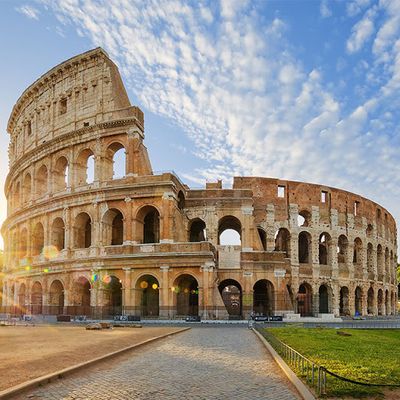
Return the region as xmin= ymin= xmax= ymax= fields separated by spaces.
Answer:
xmin=1 ymin=48 xmax=397 ymax=319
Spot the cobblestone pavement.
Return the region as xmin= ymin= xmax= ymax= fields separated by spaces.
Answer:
xmin=16 ymin=327 xmax=300 ymax=400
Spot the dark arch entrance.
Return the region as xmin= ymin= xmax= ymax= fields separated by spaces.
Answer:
xmin=319 ymin=285 xmax=329 ymax=313
xmin=218 ymin=279 xmax=242 ymax=318
xmin=174 ymin=275 xmax=199 ymax=316
xmin=31 ymin=282 xmax=43 ymax=315
xmin=49 ymin=280 xmax=65 ymax=315
xmin=71 ymin=277 xmax=91 ymax=316
xmin=367 ymin=287 xmax=374 ymax=314
xmin=339 ymin=287 xmax=350 ymax=316
xmin=104 ymin=275 xmax=122 ymax=316
xmin=253 ymin=280 xmax=274 ymax=316
xmin=355 ymin=286 xmax=363 ymax=316
xmin=136 ymin=275 xmax=160 ymax=317
xmin=297 ymin=283 xmax=312 ymax=317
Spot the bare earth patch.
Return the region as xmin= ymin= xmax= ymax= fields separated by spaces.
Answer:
xmin=0 ymin=324 xmax=182 ymax=391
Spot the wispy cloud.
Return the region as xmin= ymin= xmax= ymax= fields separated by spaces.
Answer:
xmin=31 ymin=0 xmax=400 ymax=228
xmin=16 ymin=4 xmax=40 ymax=20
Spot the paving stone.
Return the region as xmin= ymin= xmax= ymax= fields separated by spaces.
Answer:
xmin=15 ymin=327 xmax=300 ymax=399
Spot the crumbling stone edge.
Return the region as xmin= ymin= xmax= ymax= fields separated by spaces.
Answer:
xmin=0 ymin=327 xmax=191 ymax=399
xmin=252 ymin=328 xmax=316 ymax=400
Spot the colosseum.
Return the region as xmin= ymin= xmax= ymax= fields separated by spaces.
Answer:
xmin=1 ymin=48 xmax=398 ymax=320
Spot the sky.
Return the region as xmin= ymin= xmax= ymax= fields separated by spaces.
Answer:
xmin=0 ymin=0 xmax=400 ymax=251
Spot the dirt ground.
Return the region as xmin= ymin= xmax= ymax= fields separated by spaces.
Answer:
xmin=0 ymin=324 xmax=183 ymax=391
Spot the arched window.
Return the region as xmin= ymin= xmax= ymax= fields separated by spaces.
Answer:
xmin=274 ymin=228 xmax=290 ymax=256
xmin=54 ymin=156 xmax=69 ymax=191
xmin=177 ymin=191 xmax=185 ymax=210
xmin=189 ymin=218 xmax=206 ymax=242
xmin=297 ymin=210 xmax=311 ymax=227
xmin=14 ymin=182 xmax=21 ymax=209
xmin=49 ymin=280 xmax=64 ymax=315
xmin=31 ymin=282 xmax=43 ymax=315
xmin=103 ymin=209 xmax=124 ymax=245
xmin=377 ymin=244 xmax=383 ymax=281
xmin=258 ymin=228 xmax=267 ymax=251
xmin=136 ymin=206 xmax=160 ymax=244
xmin=36 ymin=165 xmax=48 ymax=197
xmin=20 ymin=228 xmax=28 ymax=258
xmin=353 ymin=238 xmax=362 ymax=264
xmin=105 ymin=143 xmax=126 ymax=180
xmin=367 ymin=243 xmax=374 ymax=279
xmin=23 ymin=173 xmax=32 ymax=203
xmin=319 ymin=233 xmax=331 ymax=265
xmin=298 ymin=232 xmax=311 ymax=263
xmin=74 ymin=212 xmax=92 ymax=248
xmin=32 ymin=222 xmax=44 ymax=256
xmin=337 ymin=235 xmax=348 ymax=264
xmin=76 ymin=149 xmax=95 ymax=186
xmin=51 ymin=218 xmax=66 ymax=251
xmin=218 ymin=216 xmax=241 ymax=245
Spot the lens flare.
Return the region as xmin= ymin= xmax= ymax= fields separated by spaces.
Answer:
xmin=91 ymin=273 xmax=99 ymax=283
xmin=152 ymin=283 xmax=158 ymax=290
xmin=43 ymin=268 xmax=49 ymax=273
xmin=140 ymin=281 xmax=149 ymax=289
xmin=25 ymin=266 xmax=31 ymax=272
xmin=43 ymin=245 xmax=60 ymax=260
xmin=103 ymin=275 xmax=111 ymax=284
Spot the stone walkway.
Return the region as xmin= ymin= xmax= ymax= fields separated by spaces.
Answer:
xmin=16 ymin=327 xmax=300 ymax=399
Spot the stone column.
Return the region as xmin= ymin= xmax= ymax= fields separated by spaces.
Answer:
xmin=159 ymin=266 xmax=170 ymax=317
xmin=266 ymin=204 xmax=276 ymax=251
xmin=241 ymin=206 xmax=254 ymax=251
xmin=123 ymin=268 xmax=132 ymax=315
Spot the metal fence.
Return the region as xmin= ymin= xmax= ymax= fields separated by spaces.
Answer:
xmin=257 ymin=327 xmax=400 ymax=396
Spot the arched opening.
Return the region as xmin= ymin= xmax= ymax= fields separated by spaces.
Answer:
xmin=297 ymin=283 xmax=313 ymax=316
xmin=32 ymin=222 xmax=44 ymax=256
xmin=385 ymin=289 xmax=389 ymax=315
xmin=177 ymin=191 xmax=185 ymax=210
xmin=367 ymin=243 xmax=374 ymax=280
xmin=377 ymin=245 xmax=383 ymax=281
xmin=103 ymin=209 xmax=124 ymax=245
xmin=36 ymin=165 xmax=48 ymax=197
xmin=366 ymin=224 xmax=373 ymax=237
xmin=355 ymin=286 xmax=363 ymax=316
xmin=353 ymin=238 xmax=363 ymax=278
xmin=18 ymin=284 xmax=26 ymax=314
xmin=20 ymin=228 xmax=28 ymax=259
xmin=218 ymin=216 xmax=242 ymax=245
xmin=23 ymin=173 xmax=32 ymax=203
xmin=298 ymin=231 xmax=311 ymax=263
xmin=54 ymin=156 xmax=69 ymax=191
xmin=49 ymin=280 xmax=64 ymax=315
xmin=297 ymin=210 xmax=311 ymax=227
xmin=136 ymin=275 xmax=160 ymax=317
xmin=377 ymin=289 xmax=384 ymax=315
xmin=189 ymin=218 xmax=206 ymax=242
xmin=174 ymin=274 xmax=199 ymax=316
xmin=76 ymin=149 xmax=95 ymax=186
xmin=136 ymin=206 xmax=160 ymax=244
xmin=74 ymin=212 xmax=92 ymax=248
xmin=319 ymin=285 xmax=330 ymax=313
xmin=105 ymin=143 xmax=126 ymax=180
xmin=385 ymin=248 xmax=390 ymax=280
xmin=319 ymin=233 xmax=331 ymax=265
xmin=339 ymin=286 xmax=350 ymax=316
xmin=219 ymin=279 xmax=242 ymax=318
xmin=367 ymin=287 xmax=374 ymax=314
xmin=14 ymin=182 xmax=21 ymax=209
xmin=103 ymin=275 xmax=122 ymax=316
xmin=31 ymin=282 xmax=43 ymax=315
xmin=275 ymin=228 xmax=290 ymax=256
xmin=258 ymin=228 xmax=267 ymax=251
xmin=51 ymin=217 xmax=65 ymax=251
xmin=337 ymin=235 xmax=348 ymax=264
xmin=71 ymin=277 xmax=91 ymax=316
xmin=253 ymin=280 xmax=274 ymax=316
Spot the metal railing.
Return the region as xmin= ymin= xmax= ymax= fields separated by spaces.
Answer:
xmin=257 ymin=328 xmax=400 ymax=396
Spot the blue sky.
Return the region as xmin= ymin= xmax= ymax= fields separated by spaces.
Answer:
xmin=1 ymin=0 xmax=400 ymax=250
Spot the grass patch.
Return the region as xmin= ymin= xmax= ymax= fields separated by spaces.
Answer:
xmin=263 ymin=328 xmax=400 ymax=398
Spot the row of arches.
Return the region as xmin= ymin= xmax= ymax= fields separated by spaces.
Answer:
xmin=11 ymin=206 xmax=161 ymax=258
xmin=9 ymin=142 xmax=126 ymax=209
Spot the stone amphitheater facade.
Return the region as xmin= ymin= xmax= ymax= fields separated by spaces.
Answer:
xmin=1 ymin=48 xmax=397 ymax=319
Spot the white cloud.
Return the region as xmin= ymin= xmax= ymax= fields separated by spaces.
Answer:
xmin=39 ymin=0 xmax=400 ymax=245
xmin=346 ymin=0 xmax=372 ymax=17
xmin=16 ymin=4 xmax=40 ymax=20
xmin=320 ymin=0 xmax=332 ymax=18
xmin=347 ymin=9 xmax=376 ymax=53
